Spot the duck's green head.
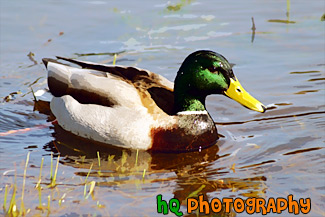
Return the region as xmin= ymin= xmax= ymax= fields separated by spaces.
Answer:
xmin=174 ymin=50 xmax=265 ymax=113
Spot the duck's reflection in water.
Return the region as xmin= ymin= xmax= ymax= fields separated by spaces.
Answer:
xmin=43 ymin=123 xmax=267 ymax=217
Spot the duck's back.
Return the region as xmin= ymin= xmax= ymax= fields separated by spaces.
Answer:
xmin=43 ymin=57 xmax=174 ymax=111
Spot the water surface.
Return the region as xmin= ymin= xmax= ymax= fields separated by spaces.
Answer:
xmin=0 ymin=0 xmax=324 ymax=216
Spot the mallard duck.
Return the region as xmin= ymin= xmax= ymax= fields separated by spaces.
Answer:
xmin=43 ymin=50 xmax=265 ymax=152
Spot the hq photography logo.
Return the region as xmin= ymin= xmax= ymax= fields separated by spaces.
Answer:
xmin=156 ymin=194 xmax=311 ymax=216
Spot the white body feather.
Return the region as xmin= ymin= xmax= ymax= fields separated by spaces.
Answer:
xmin=51 ymin=96 xmax=157 ymax=149
xmin=47 ymin=61 xmax=176 ymax=150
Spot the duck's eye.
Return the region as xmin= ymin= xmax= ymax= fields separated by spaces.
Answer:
xmin=236 ymin=88 xmax=241 ymax=92
xmin=207 ymin=66 xmax=217 ymax=73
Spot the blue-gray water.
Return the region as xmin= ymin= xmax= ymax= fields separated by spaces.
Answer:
xmin=0 ymin=1 xmax=324 ymax=216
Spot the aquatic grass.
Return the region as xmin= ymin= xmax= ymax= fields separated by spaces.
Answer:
xmin=48 ymin=154 xmax=60 ymax=188
xmin=83 ymin=162 xmax=96 ymax=200
xmin=35 ymin=153 xmax=64 ymax=214
xmin=8 ymin=184 xmax=18 ymax=216
xmin=230 ymin=163 xmax=236 ymax=173
xmin=286 ymin=0 xmax=290 ymax=20
xmin=268 ymin=0 xmax=295 ymax=24
xmin=85 ymin=181 xmax=96 ymax=200
xmin=36 ymin=187 xmax=44 ymax=212
xmin=96 ymin=201 xmax=105 ymax=208
xmin=3 ymin=153 xmax=38 ymax=216
xmin=37 ymin=158 xmax=44 ymax=187
xmin=267 ymin=0 xmax=296 ymax=24
xmin=3 ymin=184 xmax=8 ymax=211
xmin=97 ymin=151 xmax=103 ymax=176
xmin=19 ymin=152 xmax=30 ymax=216
xmin=47 ymin=195 xmax=51 ymax=216
xmin=3 ymin=150 xmax=151 ymax=216
xmin=97 ymin=151 xmax=101 ymax=168
xmin=120 ymin=150 xmax=128 ymax=173
xmin=321 ymin=13 xmax=325 ymax=21
xmin=4 ymin=154 xmax=31 ymax=216
xmin=58 ymin=193 xmax=66 ymax=206
xmin=83 ymin=163 xmax=94 ymax=198
xmin=50 ymin=153 xmax=53 ymax=182
xmin=27 ymin=51 xmax=38 ymax=65
xmin=251 ymin=17 xmax=256 ymax=43
xmin=3 ymin=152 xmax=111 ymax=216
xmin=2 ymin=184 xmax=19 ymax=216
xmin=186 ymin=185 xmax=206 ymax=199
xmin=53 ymin=154 xmax=60 ymax=184
xmin=107 ymin=155 xmax=115 ymax=163
xmin=81 ymin=156 xmax=86 ymax=164
xmin=36 ymin=158 xmax=44 ymax=210
xmin=166 ymin=0 xmax=193 ymax=12
xmin=74 ymin=51 xmax=125 ymax=57
xmin=135 ymin=149 xmax=139 ymax=166
xmin=113 ymin=53 xmax=117 ymax=65
xmin=121 ymin=151 xmax=127 ymax=167
xmin=30 ymin=87 xmax=37 ymax=101
xmin=142 ymin=169 xmax=146 ymax=181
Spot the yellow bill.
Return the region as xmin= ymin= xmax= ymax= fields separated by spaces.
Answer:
xmin=224 ymin=77 xmax=266 ymax=113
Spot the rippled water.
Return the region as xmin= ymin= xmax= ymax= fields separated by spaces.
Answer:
xmin=1 ymin=0 xmax=324 ymax=216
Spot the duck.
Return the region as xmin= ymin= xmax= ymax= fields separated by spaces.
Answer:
xmin=43 ymin=50 xmax=265 ymax=152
